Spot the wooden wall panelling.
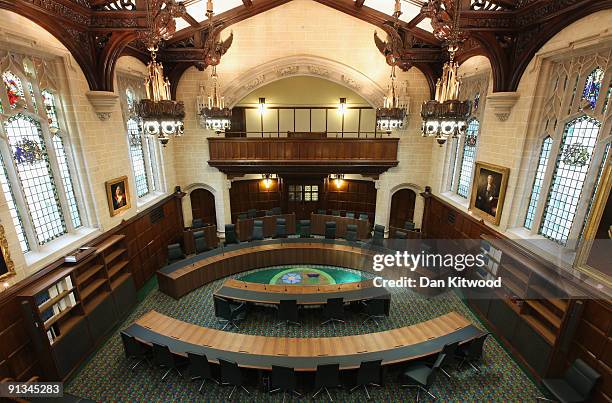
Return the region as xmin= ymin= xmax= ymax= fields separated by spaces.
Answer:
xmin=324 ymin=179 xmax=376 ymax=220
xmin=230 ymin=179 xmax=281 ymax=221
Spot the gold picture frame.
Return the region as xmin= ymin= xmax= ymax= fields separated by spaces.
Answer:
xmin=0 ymin=224 xmax=16 ymax=280
xmin=469 ymin=161 xmax=510 ymax=226
xmin=105 ymin=176 xmax=131 ymax=217
xmin=574 ymin=155 xmax=611 ymax=287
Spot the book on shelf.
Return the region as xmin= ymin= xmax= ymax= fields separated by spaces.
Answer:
xmin=35 ymin=290 xmax=50 ymax=307
xmin=64 ymin=247 xmax=96 ymax=263
xmin=41 ymin=308 xmax=53 ymax=323
xmin=58 ymin=298 xmax=67 ymax=311
xmin=48 ymin=284 xmax=59 ymax=299
xmin=68 ymin=292 xmax=76 ymax=306
xmin=52 ymin=304 xmax=60 ymax=315
xmin=65 ymin=276 xmax=73 ymax=289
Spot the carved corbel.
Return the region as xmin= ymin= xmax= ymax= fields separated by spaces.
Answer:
xmin=86 ymin=91 xmax=119 ymax=121
xmin=486 ymin=91 xmax=519 ymax=121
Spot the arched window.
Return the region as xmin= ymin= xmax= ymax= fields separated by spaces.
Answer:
xmin=456 ymin=118 xmax=479 ymax=198
xmin=522 ymin=51 xmax=612 ymax=248
xmin=0 ymin=53 xmax=83 ymax=253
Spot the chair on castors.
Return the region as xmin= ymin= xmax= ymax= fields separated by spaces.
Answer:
xmin=272 ymin=206 xmax=282 ymax=215
xmin=265 ymin=209 xmax=273 ymax=216
xmin=346 ymin=211 xmax=355 ymax=219
xmin=313 ymin=364 xmax=341 ymax=401
xmin=277 ymin=299 xmax=300 ymax=326
xmin=270 ymin=365 xmax=301 ymax=400
xmin=361 ymin=298 xmax=388 ymax=326
xmin=188 ymin=352 xmax=219 ymax=393
xmin=401 ymin=350 xmax=445 ymax=402
xmin=193 ymin=231 xmax=209 ymax=254
xmin=299 ymin=220 xmax=311 ymax=238
xmin=317 ymin=209 xmax=326 ymax=215
xmin=219 ymin=359 xmax=250 ymax=399
xmin=536 ymin=359 xmax=601 ymax=402
xmin=120 ymin=332 xmax=151 ymax=370
xmin=332 ymin=210 xmax=341 ymax=216
xmin=372 ymin=225 xmax=385 ymax=247
xmin=455 ymin=332 xmax=490 ymax=372
xmin=152 ymin=343 xmax=187 ymax=381
xmin=345 ymin=224 xmax=358 ymax=242
xmin=437 ymin=341 xmax=460 ymax=379
xmin=395 ymin=230 xmax=407 ymax=239
xmin=275 ymin=217 xmax=287 ymax=238
xmin=325 ymin=221 xmax=337 ymax=239
xmin=224 ymin=224 xmax=238 ymax=245
xmin=238 ymin=212 xmax=247 ymax=220
xmin=321 ymin=298 xmax=345 ymax=327
xmin=404 ymin=220 xmax=416 ymax=230
xmin=350 ymin=360 xmax=382 ymax=400
xmin=214 ymin=296 xmax=247 ymax=330
xmin=167 ymin=243 xmax=185 ymax=265
xmin=251 ymin=220 xmax=264 ymax=241
xmin=192 ymin=218 xmax=205 ymax=229
xmin=247 ymin=208 xmax=257 ymax=218
xmin=359 ymin=213 xmax=369 ymax=220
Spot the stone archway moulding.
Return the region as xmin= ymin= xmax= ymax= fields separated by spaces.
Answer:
xmin=222 ymin=55 xmax=387 ymax=108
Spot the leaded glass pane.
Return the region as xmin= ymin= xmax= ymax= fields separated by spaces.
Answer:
xmin=582 ymin=68 xmax=604 ymax=110
xmin=53 ymin=135 xmax=81 ymax=228
xmin=2 ymin=71 xmax=25 ymax=109
xmin=449 ymin=136 xmax=460 ymax=191
xmin=524 ymin=137 xmax=553 ymax=229
xmin=540 ymin=116 xmax=600 ymax=244
xmin=127 ymin=118 xmax=150 ymax=197
xmin=603 ymin=79 xmax=612 ymax=115
xmin=0 ymin=153 xmax=29 ymax=252
xmin=4 ymin=114 xmax=66 ymax=244
xmin=579 ymin=142 xmax=610 ymax=239
xmin=457 ymin=119 xmax=479 ymax=198
xmin=145 ymin=135 xmax=158 ymax=192
xmin=42 ymin=90 xmax=60 ymax=134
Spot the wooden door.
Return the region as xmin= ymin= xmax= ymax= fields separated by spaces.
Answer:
xmin=190 ymin=188 xmax=217 ymax=226
xmin=285 ymin=179 xmax=323 ymax=220
xmin=389 ymin=189 xmax=416 ymax=228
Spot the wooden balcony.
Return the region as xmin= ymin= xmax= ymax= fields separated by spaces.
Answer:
xmin=207 ymin=137 xmax=399 ymax=176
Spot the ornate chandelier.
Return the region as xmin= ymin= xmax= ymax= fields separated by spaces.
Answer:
xmin=199 ymin=0 xmax=233 ymax=132
xmin=136 ymin=0 xmax=186 ymax=146
xmin=377 ymin=65 xmax=407 ymax=133
xmin=420 ymin=0 xmax=470 ymax=146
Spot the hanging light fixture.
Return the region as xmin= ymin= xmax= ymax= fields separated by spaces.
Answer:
xmin=199 ymin=0 xmax=232 ymax=132
xmin=136 ymin=0 xmax=186 ymax=146
xmin=375 ymin=0 xmax=407 ymax=134
xmin=258 ymin=97 xmax=267 ymax=115
xmin=420 ymin=0 xmax=470 ymax=146
xmin=338 ymin=98 xmax=348 ymax=115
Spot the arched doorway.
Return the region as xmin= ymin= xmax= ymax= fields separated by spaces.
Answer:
xmin=190 ymin=188 xmax=217 ymax=227
xmin=389 ymin=189 xmax=416 ymax=229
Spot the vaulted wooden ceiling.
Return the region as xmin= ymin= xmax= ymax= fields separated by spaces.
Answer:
xmin=1 ymin=0 xmax=611 ymax=98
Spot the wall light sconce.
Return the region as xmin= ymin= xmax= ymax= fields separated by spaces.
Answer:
xmin=262 ymin=173 xmax=274 ymax=188
xmin=338 ymin=97 xmax=347 ymax=115
xmin=258 ymin=97 xmax=266 ymax=115
xmin=331 ymin=173 xmax=345 ymax=189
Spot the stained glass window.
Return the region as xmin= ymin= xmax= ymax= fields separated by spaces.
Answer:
xmin=127 ymin=118 xmax=150 ymax=198
xmin=4 ymin=115 xmax=66 ymax=244
xmin=579 ymin=142 xmax=610 ymax=240
xmin=448 ymin=137 xmax=460 ymax=191
xmin=53 ymin=135 xmax=81 ymax=228
xmin=524 ymin=137 xmax=553 ymax=229
xmin=145 ymin=136 xmax=158 ymax=192
xmin=0 ymin=153 xmax=29 ymax=252
xmin=582 ymin=68 xmax=604 ymax=110
xmin=2 ymin=71 xmax=24 ymax=109
xmin=457 ymin=119 xmax=479 ymax=198
xmin=42 ymin=90 xmax=60 ymax=134
xmin=540 ymin=116 xmax=600 ymax=244
xmin=602 ymin=79 xmax=612 ymax=115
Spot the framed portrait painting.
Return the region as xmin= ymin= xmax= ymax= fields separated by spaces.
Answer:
xmin=105 ymin=176 xmax=131 ymax=217
xmin=0 ymin=224 xmax=15 ymax=280
xmin=469 ymin=162 xmax=509 ymax=226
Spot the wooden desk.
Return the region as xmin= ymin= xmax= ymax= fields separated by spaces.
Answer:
xmin=236 ymin=213 xmax=296 ymax=241
xmin=311 ymin=213 xmax=371 ymax=240
xmin=389 ymin=226 xmax=422 ymax=239
xmin=214 ymin=278 xmax=390 ymax=306
xmin=125 ymin=310 xmax=482 ymax=371
xmin=182 ymin=225 xmax=219 ymax=255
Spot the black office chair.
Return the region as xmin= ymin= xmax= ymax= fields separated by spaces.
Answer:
xmin=187 ymin=352 xmax=219 ymax=393
xmin=224 ymin=224 xmax=238 ymax=245
xmin=219 ymin=359 xmax=250 ymax=399
xmin=277 ymin=299 xmax=300 ymax=326
xmin=321 ymin=298 xmax=345 ymax=328
xmin=152 ymin=343 xmax=187 ymax=381
xmin=325 ymin=221 xmax=336 ymax=239
xmin=313 ymin=364 xmax=341 ymax=401
xmin=345 ymin=224 xmax=358 ymax=242
xmin=270 ymin=365 xmax=301 ymax=401
xmin=350 ymin=360 xmax=382 ymax=400
xmin=332 ymin=210 xmax=340 ymax=216
xmin=455 ymin=332 xmax=489 ymax=372
xmin=192 ymin=218 xmax=205 ymax=229
xmin=395 ymin=230 xmax=407 ymax=239
xmin=193 ymin=231 xmax=209 ymax=254
xmin=346 ymin=211 xmax=355 ymax=219
xmin=272 ymin=207 xmax=282 ymax=215
xmin=214 ymin=296 xmax=247 ymax=330
xmin=536 ymin=359 xmax=601 ymax=402
xmin=359 ymin=213 xmax=369 ymax=221
xmin=299 ymin=220 xmax=311 ymax=238
xmin=317 ymin=209 xmax=326 ymax=214
xmin=438 ymin=341 xmax=460 ymax=379
xmin=167 ymin=243 xmax=185 ymax=264
xmin=404 ymin=221 xmax=416 ymax=230
xmin=275 ymin=217 xmax=287 ymax=238
xmin=401 ymin=350 xmax=445 ymax=402
xmin=251 ymin=220 xmax=264 ymax=241
xmin=372 ymin=225 xmax=385 ymax=247
xmin=265 ymin=209 xmax=273 ymax=216
xmin=361 ymin=298 xmax=388 ymax=327
xmin=238 ymin=213 xmax=247 ymax=220
xmin=247 ymin=208 xmax=257 ymax=218
xmin=120 ymin=332 xmax=151 ymax=370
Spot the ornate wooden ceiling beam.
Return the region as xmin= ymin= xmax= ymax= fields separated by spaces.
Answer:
xmin=182 ymin=12 xmax=200 ymax=27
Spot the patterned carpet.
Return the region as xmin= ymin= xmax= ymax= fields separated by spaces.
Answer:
xmin=65 ymin=265 xmax=541 ymax=402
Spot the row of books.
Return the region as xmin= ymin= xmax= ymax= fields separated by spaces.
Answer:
xmin=40 ymin=292 xmax=77 ymax=323
xmin=34 ymin=275 xmax=74 ymax=308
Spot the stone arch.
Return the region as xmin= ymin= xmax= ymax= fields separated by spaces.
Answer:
xmin=222 ymin=55 xmax=387 ymax=108
xmin=382 ymin=183 xmax=425 ymax=231
xmin=181 ymin=183 xmax=222 ymax=229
